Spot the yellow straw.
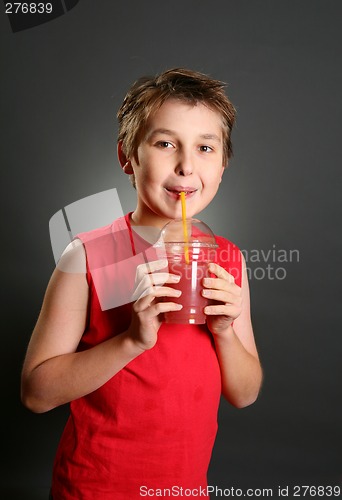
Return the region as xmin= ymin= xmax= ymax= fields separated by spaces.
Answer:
xmin=180 ymin=191 xmax=190 ymax=264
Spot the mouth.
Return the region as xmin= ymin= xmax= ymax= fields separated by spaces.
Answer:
xmin=165 ymin=186 xmax=198 ymax=197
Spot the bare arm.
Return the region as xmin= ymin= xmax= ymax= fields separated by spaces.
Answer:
xmin=20 ymin=266 xmax=146 ymax=413
xmin=204 ymin=256 xmax=263 ymax=408
xmin=21 ymin=247 xmax=182 ymax=413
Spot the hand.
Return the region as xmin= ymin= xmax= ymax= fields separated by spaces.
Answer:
xmin=127 ymin=259 xmax=182 ymax=351
xmin=202 ymin=262 xmax=243 ymax=336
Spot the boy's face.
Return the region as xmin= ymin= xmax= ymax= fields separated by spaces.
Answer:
xmin=129 ymin=98 xmax=225 ymax=228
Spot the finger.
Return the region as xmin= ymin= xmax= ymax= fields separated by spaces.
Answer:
xmin=136 ymin=259 xmax=169 ymax=281
xmin=204 ymin=303 xmax=240 ymax=317
xmin=134 ymin=286 xmax=182 ymax=310
xmin=150 ymin=301 xmax=183 ymax=316
xmin=208 ymin=263 xmax=235 ymax=283
xmin=149 ymin=272 xmax=181 ymax=286
xmin=203 ymin=277 xmax=229 ymax=291
xmin=132 ymin=273 xmax=180 ymax=301
xmin=203 ymin=278 xmax=242 ymax=298
xmin=134 ymin=297 xmax=183 ymax=316
xmin=202 ymin=289 xmax=240 ymax=305
xmin=136 ymin=300 xmax=183 ymax=321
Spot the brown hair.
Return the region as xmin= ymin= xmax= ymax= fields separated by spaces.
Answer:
xmin=117 ymin=68 xmax=236 ymax=187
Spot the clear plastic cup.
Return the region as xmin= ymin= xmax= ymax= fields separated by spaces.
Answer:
xmin=155 ymin=218 xmax=218 ymax=324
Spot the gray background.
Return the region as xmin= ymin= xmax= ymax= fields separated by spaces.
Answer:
xmin=1 ymin=1 xmax=341 ymax=498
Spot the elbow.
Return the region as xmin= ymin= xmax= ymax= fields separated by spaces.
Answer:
xmin=21 ymin=383 xmax=53 ymax=414
xmin=230 ymin=367 xmax=264 ymax=408
xmin=223 ymin=379 xmax=263 ymax=409
xmin=229 ymin=391 xmax=260 ymax=409
xmin=21 ymin=394 xmax=53 ymax=414
xmin=223 ymin=391 xmax=259 ymax=409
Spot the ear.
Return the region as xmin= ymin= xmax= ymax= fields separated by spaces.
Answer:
xmin=117 ymin=141 xmax=134 ymax=174
xmin=219 ymin=165 xmax=225 ymax=183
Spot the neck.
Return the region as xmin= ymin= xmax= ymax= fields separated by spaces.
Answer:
xmin=130 ymin=209 xmax=172 ymax=229
xmin=128 ymin=211 xmax=165 ymax=245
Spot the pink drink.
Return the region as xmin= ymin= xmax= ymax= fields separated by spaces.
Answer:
xmin=164 ymin=261 xmax=210 ymax=324
xmin=156 ymin=218 xmax=218 ymax=325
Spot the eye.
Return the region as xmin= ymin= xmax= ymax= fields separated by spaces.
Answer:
xmin=156 ymin=141 xmax=174 ymax=149
xmin=199 ymin=145 xmax=213 ymax=153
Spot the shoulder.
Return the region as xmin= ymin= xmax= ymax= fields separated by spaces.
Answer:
xmin=74 ymin=215 xmax=133 ymax=270
xmin=57 ymin=239 xmax=86 ymax=274
xmin=57 ymin=216 xmax=129 ymax=274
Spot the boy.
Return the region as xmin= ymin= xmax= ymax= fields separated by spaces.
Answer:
xmin=21 ymin=68 xmax=262 ymax=499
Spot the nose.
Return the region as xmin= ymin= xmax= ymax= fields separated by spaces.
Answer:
xmin=175 ymin=149 xmax=193 ymax=176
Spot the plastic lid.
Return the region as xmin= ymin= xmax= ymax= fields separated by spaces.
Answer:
xmin=157 ymin=218 xmax=218 ymax=247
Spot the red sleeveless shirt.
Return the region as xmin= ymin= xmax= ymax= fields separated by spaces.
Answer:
xmin=51 ymin=214 xmax=242 ymax=499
